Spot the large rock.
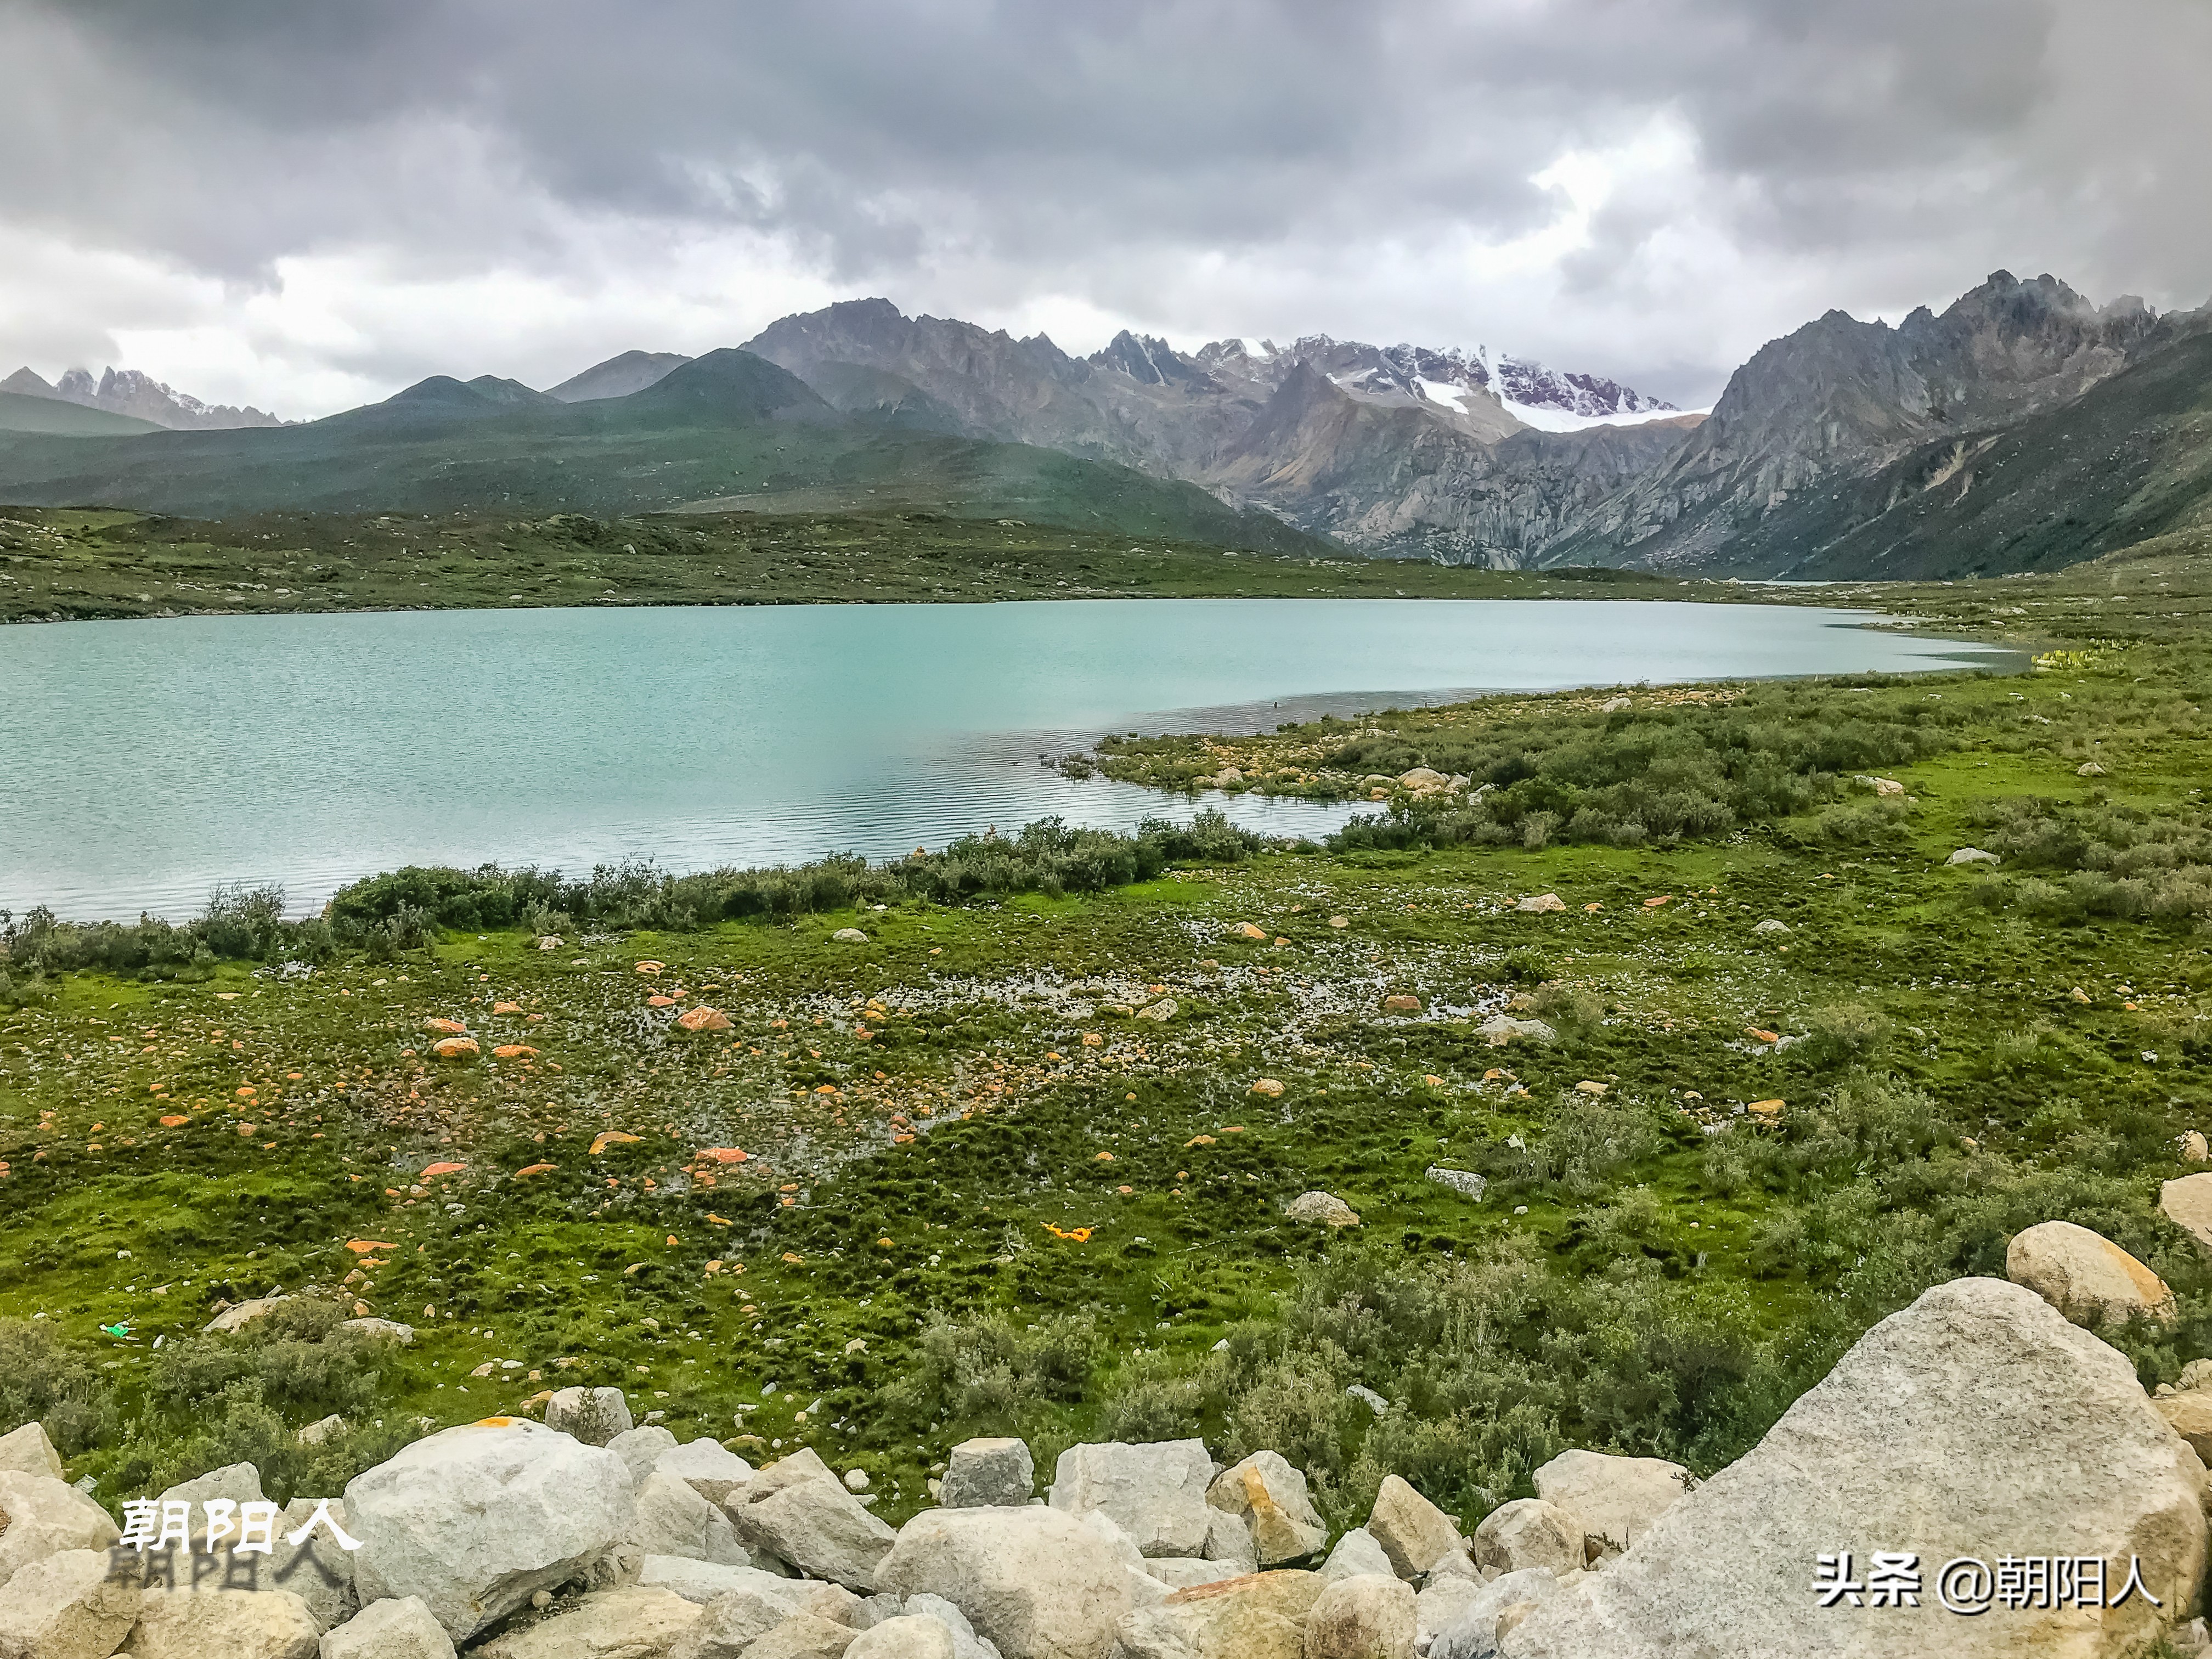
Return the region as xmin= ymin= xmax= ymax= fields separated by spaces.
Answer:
xmin=1468 ymin=1503 xmax=1578 ymax=1578
xmin=1207 ymin=1454 xmax=1327 ymax=1566
xmin=1200 ymin=1513 xmax=1256 ymax=1573
xmin=726 ymin=1476 xmax=897 ymax=1590
xmin=336 ymin=1320 xmax=415 ymax=1347
xmin=318 ymin=1596 xmax=455 ymax=1659
xmin=1501 ymin=1277 xmax=2209 ymax=1657
xmin=1366 ymin=1480 xmax=1460 ymax=1583
xmin=0 ymin=1424 xmax=64 ymax=1482
xmin=847 ymin=1616 xmax=957 ymax=1659
xmin=1143 ymin=1561 xmax=1248 ymax=1591
xmin=476 ymin=1586 xmax=701 ymax=1658
xmin=1429 ymin=1572 xmax=1561 ymax=1659
xmin=154 ymin=1465 xmax=268 ymax=1552
xmin=2163 ymin=1175 xmax=2212 ymax=1252
xmin=899 ymin=1593 xmax=1007 ymax=1659
xmin=122 ymin=1590 xmax=320 ymax=1659
xmin=1304 ymin=1575 xmax=1414 ymax=1659
xmin=657 ymin=1442 xmax=754 ymax=1508
xmin=1319 ymin=1531 xmax=1393 ymax=1584
xmin=1412 ymin=1578 xmax=1482 ymax=1654
xmin=0 ymin=1548 xmax=141 ymax=1659
xmin=0 ymin=1471 xmax=122 ymax=1589
xmin=667 ymin=1596 xmax=842 ymax=1659
xmin=2158 ymin=1393 xmax=2212 ymax=1463
xmin=1283 ymin=1193 xmax=1361 ymax=1229
xmin=137 ymin=1496 xmax=360 ymax=1632
xmin=630 ymin=1471 xmax=748 ymax=1565
xmin=345 ymin=1419 xmax=635 ymax=1642
xmin=610 ymin=1428 xmax=682 ymax=1488
xmin=877 ymin=1505 xmax=1132 ymax=1659
xmin=731 ymin=1449 xmax=839 ymax=1508
xmin=638 ymin=1556 xmax=803 ymax=1609
xmin=1528 ymin=1451 xmax=1687 ymax=1557
xmin=714 ymin=1613 xmax=858 ymax=1659
xmin=1116 ymin=1572 xmax=1324 ymax=1659
xmin=203 ymin=1296 xmax=288 ymax=1335
xmin=1050 ymin=1442 xmax=1214 ymax=1559
xmin=939 ymin=1441 xmax=1033 ymax=1509
xmin=2005 ymin=1219 xmax=2177 ymax=1326
xmin=546 ymin=1389 xmax=635 ymax=1447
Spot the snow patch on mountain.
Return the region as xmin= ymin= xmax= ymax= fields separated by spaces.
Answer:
xmin=1502 ymin=400 xmax=1709 ymax=433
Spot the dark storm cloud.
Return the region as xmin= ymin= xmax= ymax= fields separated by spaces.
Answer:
xmin=2 ymin=0 xmax=2205 ymax=411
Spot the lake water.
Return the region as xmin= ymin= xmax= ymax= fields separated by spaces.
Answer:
xmin=1 ymin=599 xmax=2004 ymax=919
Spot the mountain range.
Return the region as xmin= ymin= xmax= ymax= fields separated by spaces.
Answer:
xmin=0 ymin=365 xmax=284 ymax=430
xmin=2 ymin=270 xmax=2205 ymax=577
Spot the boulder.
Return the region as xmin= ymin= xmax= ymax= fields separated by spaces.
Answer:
xmin=1412 ymin=1578 xmax=1482 ymax=1654
xmin=1049 ymin=1441 xmax=1214 ymax=1559
xmin=1475 ymin=1017 xmax=1552 ymax=1048
xmin=121 ymin=1590 xmax=320 ymax=1659
xmin=699 ymin=1614 xmax=859 ymax=1659
xmin=131 ymin=1497 xmax=357 ymax=1633
xmin=2005 ymin=1218 xmax=2177 ymax=1326
xmin=1500 ymin=1277 xmax=2209 ymax=1657
xmin=1751 ymin=919 xmax=1790 ymax=936
xmin=657 ymin=1441 xmax=754 ymax=1508
xmin=2163 ymin=1174 xmax=2212 ymax=1252
xmin=1367 ymin=1479 xmax=1460 ymax=1583
xmin=1528 ymin=1450 xmax=1687 ymax=1558
xmin=299 ymin=1417 xmax=349 ymax=1448
xmin=0 ymin=1548 xmax=141 ymax=1659
xmin=630 ymin=1470 xmax=748 ymax=1565
xmin=1513 ymin=896 xmax=1565 ymax=915
xmin=939 ymin=1440 xmax=1033 ymax=1509
xmin=317 ymin=1596 xmax=455 ymax=1659
xmin=1398 ymin=770 xmax=1450 ymax=792
xmin=336 ymin=1320 xmax=415 ymax=1346
xmin=155 ymin=1464 xmax=267 ymax=1551
xmin=639 ymin=1555 xmax=804 ymax=1610
xmin=0 ymin=1423 xmax=64 ymax=1482
xmin=1206 ymin=1453 xmax=1327 ymax=1565
xmin=876 ymin=1505 xmax=1131 ymax=1659
xmin=725 ymin=1476 xmax=897 ymax=1590
xmin=1945 ymin=847 xmax=2000 ymax=866
xmin=2183 ymin=1132 xmax=2211 ymax=1164
xmin=1116 ymin=1572 xmax=1324 ymax=1659
xmin=2159 ymin=1393 xmax=2212 ymax=1463
xmin=1428 ymin=1571 xmax=1560 ymax=1659
xmin=345 ymin=1419 xmax=635 ymax=1642
xmin=1468 ymin=1503 xmax=1578 ymax=1578
xmin=676 ymin=1007 xmax=734 ymax=1034
xmin=1283 ymin=1193 xmax=1360 ymax=1228
xmin=1143 ymin=1561 xmax=1248 ymax=1592
xmin=0 ymin=1471 xmax=122 ymax=1590
xmin=1303 ymin=1575 xmax=1415 ymax=1659
xmin=610 ymin=1427 xmax=682 ymax=1488
xmin=546 ymin=1388 xmax=635 ymax=1446
xmin=1319 ymin=1531 xmax=1394 ymax=1585
xmin=847 ymin=1616 xmax=956 ymax=1659
xmin=832 ymin=929 xmax=870 ymax=945
xmin=1200 ymin=1512 xmax=1257 ymax=1573
xmin=203 ymin=1296 xmax=287 ymax=1334
xmin=477 ymin=1586 xmax=702 ymax=1659
xmin=899 ymin=1593 xmax=1005 ymax=1659
xmin=731 ymin=1449 xmax=840 ymax=1508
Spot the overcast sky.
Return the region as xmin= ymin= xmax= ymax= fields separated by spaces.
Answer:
xmin=3 ymin=0 xmax=2207 ymax=418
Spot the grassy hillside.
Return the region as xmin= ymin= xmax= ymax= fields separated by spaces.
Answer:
xmin=5 ymin=540 xmax=2212 ymax=1532
xmin=0 ymin=505 xmax=1675 ymax=624
xmin=0 ymin=390 xmax=162 ymax=438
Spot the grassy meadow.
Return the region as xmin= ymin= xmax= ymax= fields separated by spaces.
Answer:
xmin=4 ymin=525 xmax=2212 ymax=1543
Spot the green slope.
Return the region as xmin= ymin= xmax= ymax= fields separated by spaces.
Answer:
xmin=0 ymin=390 xmax=161 ymax=438
xmin=0 ymin=351 xmax=1329 ymax=558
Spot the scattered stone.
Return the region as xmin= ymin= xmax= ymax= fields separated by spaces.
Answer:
xmin=1248 ymin=1079 xmax=1285 ymax=1099
xmin=725 ymin=1473 xmax=898 ymax=1590
xmin=1319 ymin=1530 xmax=1395 ymax=1585
xmin=1424 ymin=1169 xmax=1485 ymax=1202
xmin=428 ymin=1037 xmax=479 ymax=1061
xmin=476 ymin=1585 xmax=702 ymax=1659
xmin=1412 ymin=1578 xmax=1483 ymax=1656
xmin=338 ymin=1319 xmax=415 ymax=1345
xmin=1283 ymin=1192 xmax=1360 ymax=1228
xmin=1945 ymin=847 xmax=2000 ymax=866
xmin=1469 ymin=1501 xmax=1579 ymax=1578
xmin=297 ymin=1415 xmax=348 ymax=1448
xmin=2157 ymin=1393 xmax=2212 ymax=1463
xmin=899 ymin=1592 xmax=1006 ymax=1659
xmin=1133 ymin=1001 xmax=1177 ymax=1023
xmin=317 ymin=1595 xmax=455 ymax=1659
xmin=1502 ymin=1277 xmax=2209 ymax=1657
xmin=1367 ymin=1478 xmax=1461 ymax=1582
xmin=1475 ymin=1015 xmax=1553 ymax=1047
xmin=120 ymin=1590 xmax=320 ymax=1659
xmin=876 ymin=1505 xmax=1132 ymax=1659
xmin=1513 ymin=895 xmax=1566 ymax=915
xmin=2078 ymin=761 xmax=2107 ymax=777
xmin=547 ymin=1387 xmax=635 ymax=1446
xmin=1345 ymin=1386 xmax=1388 ymax=1417
xmin=1233 ymin=924 xmax=1267 ymax=941
xmin=655 ymin=1441 xmax=753 ymax=1508
xmin=1381 ymin=995 xmax=1422 ymax=1012
xmin=676 ymin=1007 xmax=735 ymax=1034
xmin=2181 ymin=1132 xmax=2211 ymax=1165
xmin=1302 ymin=1574 xmax=1415 ymax=1659
xmin=639 ymin=1556 xmax=808 ymax=1610
xmin=832 ymin=929 xmax=870 ymax=944
xmin=202 ymin=1295 xmax=288 ymax=1334
xmin=1751 ymin=919 xmax=1790 ymax=937
xmin=1328 ymin=916 xmax=1350 ymax=929
xmin=1397 ymin=769 xmax=1450 ymax=792
xmin=0 ymin=1471 xmax=122 ymax=1589
xmin=731 ymin=1448 xmax=840 ymax=1508
xmin=939 ymin=1440 xmax=1034 ymax=1509
xmin=1049 ymin=1440 xmax=1214 ymax=1559
xmin=610 ymin=1426 xmax=682 ymax=1487
xmin=1206 ymin=1452 xmax=1327 ymax=1565
xmin=0 ymin=1421 xmax=65 ymax=1481
xmin=1528 ymin=1450 xmax=1689 ymax=1557
xmin=686 ymin=1612 xmax=857 ymax=1659
xmin=845 ymin=1616 xmax=957 ymax=1659
xmin=1143 ymin=1560 xmax=1248 ymax=1591
xmin=346 ymin=1420 xmax=636 ymax=1643
xmin=2006 ymin=1218 xmax=2177 ymax=1326
xmin=2163 ymin=1175 xmax=2212 ymax=1252
xmin=0 ymin=1548 xmax=141 ymax=1659
xmin=630 ymin=1468 xmax=749 ymax=1566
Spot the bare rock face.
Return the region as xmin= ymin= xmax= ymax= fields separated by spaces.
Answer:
xmin=877 ymin=1506 xmax=1132 ymax=1659
xmin=120 ymin=1589 xmax=321 ymax=1659
xmin=1050 ymin=1442 xmax=1215 ymax=1560
xmin=1528 ymin=1451 xmax=1689 ymax=1556
xmin=2006 ymin=1220 xmax=2177 ymax=1326
xmin=1469 ymin=1503 xmax=1579 ymax=1578
xmin=939 ymin=1441 xmax=1033 ymax=1510
xmin=0 ymin=1471 xmax=123 ymax=1590
xmin=317 ymin=1595 xmax=456 ymax=1659
xmin=1366 ymin=1480 xmax=1461 ymax=1582
xmin=1302 ymin=1575 xmax=1415 ymax=1659
xmin=1500 ymin=1277 xmax=2209 ymax=1658
xmin=345 ymin=1420 xmax=636 ymax=1643
xmin=1207 ymin=1453 xmax=1328 ymax=1566
xmin=0 ymin=1548 xmax=141 ymax=1659
xmin=476 ymin=1585 xmax=702 ymax=1658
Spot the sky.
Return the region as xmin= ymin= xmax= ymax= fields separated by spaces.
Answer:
xmin=3 ymin=0 xmax=2208 ymax=419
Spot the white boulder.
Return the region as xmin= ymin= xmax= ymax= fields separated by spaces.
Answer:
xmin=1319 ymin=1530 xmax=1394 ymax=1584
xmin=877 ymin=1505 xmax=1132 ymax=1659
xmin=0 ymin=1423 xmax=65 ymax=1482
xmin=639 ymin=1556 xmax=803 ymax=1609
xmin=545 ymin=1388 xmax=634 ymax=1446
xmin=2006 ymin=1219 xmax=2177 ymax=1326
xmin=121 ymin=1590 xmax=319 ymax=1659
xmin=0 ymin=1548 xmax=141 ymax=1659
xmin=1529 ymin=1450 xmax=1688 ymax=1556
xmin=630 ymin=1470 xmax=748 ymax=1565
xmin=1207 ymin=1453 xmax=1327 ymax=1565
xmin=725 ymin=1476 xmax=897 ymax=1589
xmin=657 ymin=1441 xmax=754 ymax=1508
xmin=1428 ymin=1571 xmax=1561 ymax=1659
xmin=1469 ymin=1502 xmax=1578 ymax=1578
xmin=610 ymin=1427 xmax=681 ymax=1488
xmin=939 ymin=1441 xmax=1033 ymax=1510
xmin=1367 ymin=1479 xmax=1460 ymax=1582
xmin=317 ymin=1596 xmax=455 ymax=1659
xmin=476 ymin=1585 xmax=701 ymax=1658
xmin=847 ymin=1616 xmax=956 ymax=1659
xmin=0 ymin=1471 xmax=122 ymax=1590
xmin=1304 ymin=1575 xmax=1415 ymax=1659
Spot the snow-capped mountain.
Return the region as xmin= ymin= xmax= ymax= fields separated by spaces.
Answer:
xmin=2 ymin=365 xmax=284 ymax=429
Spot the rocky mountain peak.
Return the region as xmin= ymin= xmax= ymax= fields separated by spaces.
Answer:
xmin=12 ymin=363 xmax=284 ymax=428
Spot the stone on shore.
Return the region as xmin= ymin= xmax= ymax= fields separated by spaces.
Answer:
xmin=876 ymin=1506 xmax=1132 ymax=1659
xmin=1367 ymin=1479 xmax=1461 ymax=1583
xmin=725 ymin=1476 xmax=898 ymax=1590
xmin=1206 ymin=1453 xmax=1327 ymax=1565
xmin=1528 ymin=1451 xmax=1689 ymax=1556
xmin=2005 ymin=1219 xmax=2177 ymax=1326
xmin=1050 ymin=1441 xmax=1215 ymax=1559
xmin=939 ymin=1440 xmax=1034 ymax=1509
xmin=1500 ymin=1277 xmax=2209 ymax=1657
xmin=345 ymin=1420 xmax=635 ymax=1642
xmin=120 ymin=1590 xmax=320 ymax=1659
xmin=1302 ymin=1575 xmax=1415 ymax=1659
xmin=476 ymin=1586 xmax=702 ymax=1659
xmin=317 ymin=1596 xmax=455 ymax=1659
xmin=0 ymin=1548 xmax=141 ymax=1659
xmin=0 ymin=1423 xmax=64 ymax=1482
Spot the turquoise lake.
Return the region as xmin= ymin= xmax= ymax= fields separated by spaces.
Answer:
xmin=0 ymin=599 xmax=2004 ymax=919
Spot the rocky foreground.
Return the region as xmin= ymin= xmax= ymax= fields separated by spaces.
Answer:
xmin=6 ymin=1226 xmax=2212 ymax=1658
